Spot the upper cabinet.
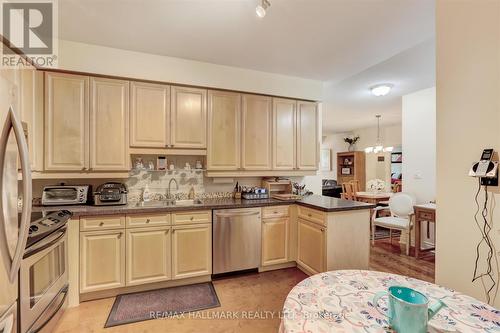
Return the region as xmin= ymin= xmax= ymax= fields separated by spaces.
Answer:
xmin=20 ymin=69 xmax=44 ymax=171
xmin=45 ymin=72 xmax=89 ymax=171
xmin=130 ymin=82 xmax=170 ymax=148
xmin=273 ymin=98 xmax=296 ymax=170
xmin=90 ymin=77 xmax=129 ymax=171
xmin=296 ymin=101 xmax=318 ymax=170
xmin=241 ymin=94 xmax=272 ymax=170
xmin=171 ymin=86 xmax=207 ymax=148
xmin=207 ymin=90 xmax=241 ymax=170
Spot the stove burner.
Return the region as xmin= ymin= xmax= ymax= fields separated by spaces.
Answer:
xmin=26 ymin=210 xmax=72 ymax=249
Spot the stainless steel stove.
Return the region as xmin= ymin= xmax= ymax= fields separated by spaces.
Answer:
xmin=25 ymin=210 xmax=72 ymax=249
xmin=20 ymin=210 xmax=72 ymax=333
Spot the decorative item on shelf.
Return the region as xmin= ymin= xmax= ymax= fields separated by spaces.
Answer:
xmin=195 ymin=160 xmax=203 ymax=169
xmin=169 ymin=162 xmax=175 ymax=171
xmin=343 ymin=135 xmax=360 ymax=152
xmin=134 ymin=157 xmax=145 ymax=170
xmin=147 ymin=161 xmax=155 ymax=170
xmin=341 ymin=167 xmax=351 ymax=175
xmin=157 ymin=156 xmax=167 ymax=170
xmin=184 ymin=162 xmax=191 ymax=170
xmin=366 ymin=179 xmax=387 ymax=193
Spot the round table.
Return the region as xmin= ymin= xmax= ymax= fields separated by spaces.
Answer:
xmin=281 ymin=270 xmax=500 ymax=333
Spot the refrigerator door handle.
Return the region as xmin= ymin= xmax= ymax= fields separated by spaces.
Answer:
xmin=0 ymin=106 xmax=32 ymax=283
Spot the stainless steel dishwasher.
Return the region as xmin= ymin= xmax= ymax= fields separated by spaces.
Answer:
xmin=213 ymin=208 xmax=261 ymax=274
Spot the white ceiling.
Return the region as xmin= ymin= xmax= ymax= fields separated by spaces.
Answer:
xmin=58 ymin=0 xmax=435 ymax=83
xmin=322 ymin=38 xmax=436 ymax=133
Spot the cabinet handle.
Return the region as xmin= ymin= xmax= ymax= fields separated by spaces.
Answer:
xmin=146 ymin=219 xmax=150 ymax=223
xmin=190 ymin=216 xmax=194 ymax=221
xmin=117 ymin=232 xmax=122 ymax=238
xmin=99 ymin=222 xmax=104 ymax=227
xmin=307 ymin=214 xmax=312 ymax=217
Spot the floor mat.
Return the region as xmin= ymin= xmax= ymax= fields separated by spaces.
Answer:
xmin=105 ymin=282 xmax=221 ymax=328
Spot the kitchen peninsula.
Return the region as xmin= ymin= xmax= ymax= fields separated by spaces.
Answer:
xmin=34 ymin=195 xmax=374 ymax=307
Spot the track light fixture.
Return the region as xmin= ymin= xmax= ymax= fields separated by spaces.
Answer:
xmin=256 ymin=0 xmax=271 ymax=18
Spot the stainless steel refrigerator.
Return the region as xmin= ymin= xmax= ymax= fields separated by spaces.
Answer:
xmin=0 ymin=72 xmax=32 ymax=333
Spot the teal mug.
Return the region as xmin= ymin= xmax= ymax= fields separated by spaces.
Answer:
xmin=372 ymin=286 xmax=446 ymax=333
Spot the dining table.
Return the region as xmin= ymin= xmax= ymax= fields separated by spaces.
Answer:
xmin=280 ymin=270 xmax=500 ymax=333
xmin=355 ymin=191 xmax=393 ymax=205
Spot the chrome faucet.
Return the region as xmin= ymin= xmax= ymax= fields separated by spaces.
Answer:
xmin=167 ymin=178 xmax=179 ymax=200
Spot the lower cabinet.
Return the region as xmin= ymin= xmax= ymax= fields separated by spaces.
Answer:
xmin=297 ymin=218 xmax=325 ymax=275
xmin=126 ymin=227 xmax=171 ymax=286
xmin=80 ymin=229 xmax=125 ymax=293
xmin=261 ymin=217 xmax=289 ymax=266
xmin=172 ymin=224 xmax=212 ymax=280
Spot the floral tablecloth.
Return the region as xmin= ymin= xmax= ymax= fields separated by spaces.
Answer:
xmin=280 ymin=270 xmax=500 ymax=332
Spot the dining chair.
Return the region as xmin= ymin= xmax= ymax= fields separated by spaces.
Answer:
xmin=341 ymin=183 xmax=355 ymax=200
xmin=349 ymin=180 xmax=360 ymax=195
xmin=371 ymin=192 xmax=415 ymax=255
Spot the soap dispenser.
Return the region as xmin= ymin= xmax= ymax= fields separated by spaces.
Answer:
xmin=142 ymin=184 xmax=151 ymax=202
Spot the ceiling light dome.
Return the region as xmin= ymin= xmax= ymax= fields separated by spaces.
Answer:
xmin=370 ymin=84 xmax=393 ymax=97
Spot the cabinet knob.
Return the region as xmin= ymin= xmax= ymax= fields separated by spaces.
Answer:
xmin=146 ymin=219 xmax=150 ymax=223
xmin=190 ymin=216 xmax=194 ymax=221
xmin=99 ymin=222 xmax=104 ymax=226
xmin=320 ymin=228 xmax=325 ymax=232
xmin=118 ymin=232 xmax=122 ymax=238
xmin=273 ymin=211 xmax=278 ymax=214
xmin=308 ymin=214 xmax=312 ymax=217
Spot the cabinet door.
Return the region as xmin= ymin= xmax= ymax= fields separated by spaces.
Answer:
xmin=90 ymin=77 xmax=129 ymax=171
xmin=297 ymin=218 xmax=325 ymax=275
xmin=171 ymin=86 xmax=207 ymax=148
xmin=126 ymin=227 xmax=171 ymax=286
xmin=172 ymin=224 xmax=211 ymax=279
xmin=296 ymin=101 xmax=318 ymax=170
xmin=207 ymin=90 xmax=241 ymax=170
xmin=45 ymin=72 xmax=89 ymax=171
xmin=80 ymin=230 xmax=125 ymax=293
xmin=273 ymin=98 xmax=296 ymax=170
xmin=262 ymin=218 xmax=289 ymax=266
xmin=241 ymin=94 xmax=272 ymax=170
xmin=20 ymin=69 xmax=44 ymax=171
xmin=130 ymin=81 xmax=170 ymax=148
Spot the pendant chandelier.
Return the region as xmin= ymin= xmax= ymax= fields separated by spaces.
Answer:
xmin=364 ymin=115 xmax=393 ymax=153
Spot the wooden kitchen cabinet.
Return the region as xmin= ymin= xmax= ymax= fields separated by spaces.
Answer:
xmin=273 ymin=98 xmax=296 ymax=170
xmin=90 ymin=77 xmax=129 ymax=171
xmin=172 ymin=224 xmax=211 ymax=279
xmin=207 ymin=90 xmax=241 ymax=170
xmin=130 ymin=81 xmax=170 ymax=148
xmin=171 ymin=86 xmax=207 ymax=148
xmin=296 ymin=101 xmax=318 ymax=170
xmin=45 ymin=72 xmax=89 ymax=171
xmin=126 ymin=227 xmax=171 ymax=286
xmin=241 ymin=94 xmax=272 ymax=170
xmin=297 ymin=218 xmax=325 ymax=275
xmin=80 ymin=229 xmax=125 ymax=293
xmin=20 ymin=69 xmax=44 ymax=171
xmin=262 ymin=217 xmax=289 ymax=266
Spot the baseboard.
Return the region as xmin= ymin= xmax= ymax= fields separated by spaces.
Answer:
xmin=296 ymin=263 xmax=317 ymax=276
xmin=259 ymin=261 xmax=296 ymax=272
xmin=79 ymin=275 xmax=211 ymax=303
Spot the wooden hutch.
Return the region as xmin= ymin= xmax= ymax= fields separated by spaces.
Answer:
xmin=337 ymin=151 xmax=366 ymax=191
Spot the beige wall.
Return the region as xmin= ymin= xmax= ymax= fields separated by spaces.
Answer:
xmin=436 ymin=0 xmax=500 ymax=307
xmin=54 ymin=40 xmax=323 ymax=101
xmin=321 ymin=132 xmax=351 ymax=180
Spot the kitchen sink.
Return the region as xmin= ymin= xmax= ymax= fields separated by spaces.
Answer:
xmin=135 ymin=199 xmax=203 ymax=207
xmin=174 ymin=199 xmax=203 ymax=206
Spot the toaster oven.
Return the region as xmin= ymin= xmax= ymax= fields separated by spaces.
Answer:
xmin=41 ymin=185 xmax=91 ymax=206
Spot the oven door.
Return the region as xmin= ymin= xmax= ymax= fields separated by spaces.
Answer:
xmin=20 ymin=228 xmax=67 ymax=333
xmin=42 ymin=188 xmax=79 ymax=205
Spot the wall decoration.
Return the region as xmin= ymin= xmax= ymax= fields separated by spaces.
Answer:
xmin=320 ymin=149 xmax=331 ymax=171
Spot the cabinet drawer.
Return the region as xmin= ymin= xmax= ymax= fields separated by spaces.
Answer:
xmin=172 ymin=210 xmax=211 ymax=225
xmin=297 ymin=206 xmax=326 ymax=226
xmin=126 ymin=213 xmax=171 ymax=228
xmin=262 ymin=205 xmax=289 ymax=219
xmin=417 ymin=210 xmax=435 ymax=221
xmin=80 ymin=215 xmax=125 ymax=231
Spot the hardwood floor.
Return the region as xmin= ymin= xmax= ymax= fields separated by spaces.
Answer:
xmin=370 ymin=237 xmax=435 ymax=283
xmin=53 ymin=238 xmax=435 ymax=333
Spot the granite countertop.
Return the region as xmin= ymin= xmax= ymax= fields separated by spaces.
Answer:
xmin=32 ymin=195 xmax=374 ymax=217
